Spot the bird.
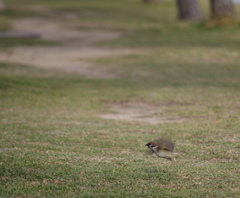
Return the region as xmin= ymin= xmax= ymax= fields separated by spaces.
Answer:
xmin=146 ymin=138 xmax=182 ymax=162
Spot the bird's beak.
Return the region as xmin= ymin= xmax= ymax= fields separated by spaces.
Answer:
xmin=145 ymin=144 xmax=149 ymax=146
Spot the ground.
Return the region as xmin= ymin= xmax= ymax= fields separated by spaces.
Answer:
xmin=0 ymin=17 xmax=126 ymax=78
xmin=0 ymin=11 xmax=184 ymax=124
xmin=0 ymin=1 xmax=240 ymax=197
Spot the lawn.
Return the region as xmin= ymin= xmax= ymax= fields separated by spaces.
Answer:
xmin=0 ymin=0 xmax=240 ymax=197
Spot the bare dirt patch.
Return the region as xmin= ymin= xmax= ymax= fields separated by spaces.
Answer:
xmin=11 ymin=18 xmax=121 ymax=46
xmin=0 ymin=18 xmax=138 ymax=78
xmin=100 ymin=102 xmax=186 ymax=125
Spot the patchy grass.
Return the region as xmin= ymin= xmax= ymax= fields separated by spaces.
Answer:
xmin=0 ymin=4 xmax=56 ymax=47
xmin=1 ymin=0 xmax=240 ymax=197
xmin=0 ymin=16 xmax=10 ymax=31
xmin=1 ymin=63 xmax=239 ymax=197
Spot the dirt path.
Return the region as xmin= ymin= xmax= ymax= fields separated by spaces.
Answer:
xmin=0 ymin=18 xmax=138 ymax=78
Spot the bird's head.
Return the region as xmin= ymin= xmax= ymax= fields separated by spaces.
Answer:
xmin=145 ymin=142 xmax=157 ymax=148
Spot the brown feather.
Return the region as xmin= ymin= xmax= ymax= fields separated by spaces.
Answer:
xmin=155 ymin=138 xmax=175 ymax=152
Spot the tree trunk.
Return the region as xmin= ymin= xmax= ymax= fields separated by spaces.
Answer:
xmin=210 ymin=0 xmax=235 ymax=19
xmin=0 ymin=0 xmax=5 ymax=12
xmin=176 ymin=0 xmax=203 ymax=20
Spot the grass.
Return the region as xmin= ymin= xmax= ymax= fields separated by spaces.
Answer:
xmin=1 ymin=0 xmax=240 ymax=197
xmin=0 ymin=16 xmax=10 ymax=31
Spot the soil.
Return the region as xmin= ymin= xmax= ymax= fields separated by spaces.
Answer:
xmin=0 ymin=18 xmax=137 ymax=78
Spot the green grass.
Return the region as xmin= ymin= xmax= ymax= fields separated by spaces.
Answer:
xmin=1 ymin=62 xmax=239 ymax=197
xmin=1 ymin=0 xmax=240 ymax=197
xmin=0 ymin=16 xmax=10 ymax=31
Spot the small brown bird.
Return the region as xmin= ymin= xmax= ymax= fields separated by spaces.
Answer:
xmin=146 ymin=138 xmax=182 ymax=162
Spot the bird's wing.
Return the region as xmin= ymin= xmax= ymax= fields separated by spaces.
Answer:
xmin=155 ymin=138 xmax=175 ymax=152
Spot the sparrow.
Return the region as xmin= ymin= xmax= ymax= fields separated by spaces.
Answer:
xmin=146 ymin=138 xmax=182 ymax=162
